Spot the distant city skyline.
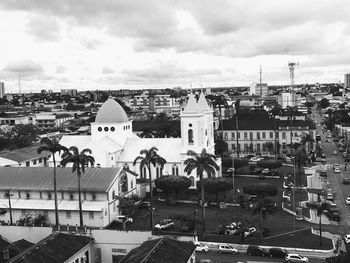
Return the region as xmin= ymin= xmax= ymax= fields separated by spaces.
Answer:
xmin=0 ymin=0 xmax=349 ymax=93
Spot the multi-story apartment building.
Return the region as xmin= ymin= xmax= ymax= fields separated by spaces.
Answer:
xmin=0 ymin=167 xmax=137 ymax=227
xmin=0 ymin=82 xmax=4 ymax=99
xmin=34 ymin=113 xmax=74 ymax=129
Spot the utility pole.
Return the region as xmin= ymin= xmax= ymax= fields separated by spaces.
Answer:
xmin=4 ymin=189 xmax=13 ymax=224
xmin=259 ymin=65 xmax=262 ymax=98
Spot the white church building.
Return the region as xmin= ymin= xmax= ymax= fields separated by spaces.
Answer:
xmin=57 ymin=92 xmax=222 ymax=191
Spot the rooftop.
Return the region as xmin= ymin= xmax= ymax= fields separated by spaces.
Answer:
xmin=0 ymin=145 xmax=51 ymax=163
xmin=120 ymin=237 xmax=195 ymax=263
xmin=0 ymin=167 xmax=121 ymax=192
xmin=9 ymin=233 xmax=92 ymax=263
xmin=95 ymin=97 xmax=129 ymax=123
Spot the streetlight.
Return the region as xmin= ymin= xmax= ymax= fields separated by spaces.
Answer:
xmin=4 ymin=189 xmax=13 ymax=224
xmin=317 ymin=193 xmax=323 ymax=247
xmin=193 ymin=209 xmax=198 ymax=238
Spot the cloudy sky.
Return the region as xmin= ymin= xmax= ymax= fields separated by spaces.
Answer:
xmin=0 ymin=0 xmax=349 ymax=93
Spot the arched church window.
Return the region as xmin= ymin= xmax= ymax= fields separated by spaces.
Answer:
xmin=119 ymin=172 xmax=128 ymax=193
xmin=189 ymin=176 xmax=195 ymax=187
xmin=98 ymin=127 xmax=102 ymax=132
xmin=141 ymin=166 xmax=147 ymax=179
xmin=104 ymin=127 xmax=109 ymax=131
xmin=188 ymin=129 xmax=194 ymax=144
xmin=111 ymin=127 xmax=115 ymax=132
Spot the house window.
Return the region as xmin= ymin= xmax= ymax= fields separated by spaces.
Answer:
xmin=39 ymin=158 xmax=43 ymax=163
xmin=92 ymin=194 xmax=96 ymax=201
xmin=257 ymin=143 xmax=261 ymax=152
xmin=26 ymin=193 xmax=30 ymax=199
xmin=188 ymin=129 xmax=194 ymax=144
xmin=231 ymin=132 xmax=235 ymax=139
xmin=257 ymin=132 xmax=260 ymax=140
xmin=282 ymin=132 xmax=286 ymax=139
xmin=66 ymin=211 xmax=71 ymax=219
xmin=237 ymin=132 xmax=240 ymax=139
xmin=39 ymin=192 xmax=42 ymax=199
xmin=33 ymin=159 xmax=37 ymax=165
xmin=172 ymin=165 xmax=179 ymax=176
xmin=70 ymin=194 xmax=74 ymax=200
xmin=156 ymin=166 xmax=162 ymax=178
xmin=48 ymin=193 xmax=52 ymax=200
xmin=61 ymin=192 xmax=64 ymax=199
xmin=22 ymin=210 xmax=26 ymax=216
xmin=262 ymin=132 xmax=266 ymax=139
xmin=141 ymin=166 xmax=147 ymax=178
xmin=282 ymin=143 xmax=286 ymax=149
xmin=89 ymin=211 xmax=94 ymax=219
xmin=131 ymin=180 xmax=133 ymax=189
xmin=244 ymin=132 xmax=247 ymax=139
xmin=231 ymin=144 xmax=235 ymax=151
xmin=270 ymin=132 xmax=273 ymax=139
xmin=26 ymin=161 xmax=30 ymax=167
xmin=244 ymin=144 xmax=248 ymax=152
xmin=249 ymin=132 xmax=253 ymax=139
xmin=112 ymin=190 xmax=116 ymax=199
xmin=189 ymin=176 xmax=195 ymax=187
xmin=224 ymin=132 xmax=228 ymax=140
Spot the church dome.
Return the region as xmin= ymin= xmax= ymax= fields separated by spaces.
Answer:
xmin=95 ymin=97 xmax=129 ymax=123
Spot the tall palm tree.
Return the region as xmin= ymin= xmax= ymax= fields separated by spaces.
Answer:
xmin=301 ymin=133 xmax=315 ymax=158
xmin=60 ymin=146 xmax=95 ymax=227
xmin=235 ymin=99 xmax=241 ymax=157
xmin=294 ymin=145 xmax=307 ymax=186
xmin=37 ymin=137 xmax=67 ymax=226
xmin=133 ymin=147 xmax=166 ymax=230
xmin=184 ymin=149 xmax=219 ymax=234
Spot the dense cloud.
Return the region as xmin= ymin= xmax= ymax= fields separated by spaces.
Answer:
xmin=0 ymin=0 xmax=350 ymax=90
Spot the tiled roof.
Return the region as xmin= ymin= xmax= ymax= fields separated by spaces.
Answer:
xmin=0 ymin=167 xmax=121 ymax=192
xmin=132 ymin=120 xmax=180 ymax=132
xmin=278 ymin=119 xmax=316 ymax=129
xmin=221 ymin=116 xmax=276 ymax=130
xmin=4 ymin=239 xmax=33 ymax=255
xmin=0 ymin=236 xmax=11 ymax=252
xmin=0 ymin=145 xmax=51 ymax=162
xmin=9 ymin=233 xmax=92 ymax=263
xmin=120 ymin=237 xmax=195 ymax=263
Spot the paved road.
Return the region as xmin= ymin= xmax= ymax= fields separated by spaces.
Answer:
xmin=314 ymin=110 xmax=350 ymax=231
xmin=196 ymin=251 xmax=326 ymax=262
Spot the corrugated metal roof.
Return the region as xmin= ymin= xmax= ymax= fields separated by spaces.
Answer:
xmin=0 ymin=145 xmax=50 ymax=162
xmin=0 ymin=167 xmax=121 ymax=192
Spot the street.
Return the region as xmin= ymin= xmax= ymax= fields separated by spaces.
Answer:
xmin=314 ymin=110 xmax=350 ymax=233
xmin=196 ymin=251 xmax=326 ymax=263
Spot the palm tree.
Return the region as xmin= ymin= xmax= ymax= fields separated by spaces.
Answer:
xmin=133 ymin=147 xmax=166 ymax=230
xmin=37 ymin=137 xmax=67 ymax=226
xmin=294 ymin=145 xmax=308 ymax=186
xmin=301 ymin=133 xmax=315 ymax=158
xmin=60 ymin=146 xmax=95 ymax=227
xmin=316 ymin=193 xmax=330 ymax=247
xmin=235 ymin=99 xmax=241 ymax=156
xmin=184 ymin=149 xmax=219 ymax=234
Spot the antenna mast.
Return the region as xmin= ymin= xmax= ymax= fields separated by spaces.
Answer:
xmin=18 ymin=74 xmax=21 ymax=94
xmin=288 ymin=62 xmax=299 ymax=106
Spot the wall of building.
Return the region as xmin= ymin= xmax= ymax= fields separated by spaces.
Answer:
xmin=0 ymin=225 xmax=52 ymax=243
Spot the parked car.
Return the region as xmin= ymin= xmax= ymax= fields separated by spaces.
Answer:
xmin=345 ymin=197 xmax=350 ymax=205
xmin=343 ymin=178 xmax=350 ymax=185
xmin=331 ymin=212 xmax=340 ymax=221
xmin=244 ymin=226 xmax=256 ymax=237
xmin=343 ymin=152 xmax=348 ymax=158
xmin=218 ymin=202 xmax=227 ymax=209
xmin=334 ymin=167 xmax=341 ymax=173
xmin=326 ymin=193 xmax=334 ymax=201
xmin=320 ymin=170 xmax=327 ymax=177
xmin=344 ymin=234 xmax=350 ymax=243
xmin=195 ymin=243 xmax=209 ymax=253
xmin=217 ymin=244 xmax=238 ymax=254
xmin=246 ymin=245 xmax=269 ymax=256
xmin=154 ymin=219 xmax=174 ymax=230
xmin=285 ymin=253 xmax=309 ymax=262
xmin=198 ymin=260 xmax=215 ymax=263
xmin=115 ymin=215 xmax=133 ymax=224
xmin=138 ymin=201 xmax=151 ymax=209
xmin=332 ymin=150 xmax=338 ymax=155
xmin=268 ymin=248 xmax=288 ymax=258
xmin=250 ymin=156 xmax=261 ymax=162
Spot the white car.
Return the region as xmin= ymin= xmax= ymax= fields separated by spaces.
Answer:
xmin=154 ymin=219 xmax=174 ymax=230
xmin=250 ymin=157 xmax=261 ymax=162
xmin=217 ymin=244 xmax=238 ymax=254
xmin=334 ymin=167 xmax=341 ymax=173
xmin=115 ymin=215 xmax=133 ymax=224
xmin=195 ymin=243 xmax=209 ymax=253
xmin=346 ymin=197 xmax=350 ymax=205
xmin=285 ymin=253 xmax=309 ymax=262
xmin=344 ymin=235 xmax=350 ymax=243
xmin=244 ymin=227 xmax=256 ymax=237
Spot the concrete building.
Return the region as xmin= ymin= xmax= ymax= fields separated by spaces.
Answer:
xmin=0 ymin=82 xmax=4 ymax=99
xmin=278 ymin=92 xmax=301 ymax=108
xmin=61 ymin=89 xmax=78 ymax=97
xmin=0 ymin=115 xmax=33 ymax=127
xmin=249 ymin=83 xmax=268 ymax=98
xmin=0 ymin=167 xmax=137 ymax=227
xmin=0 ymin=145 xmax=51 ymax=167
xmin=345 ymin=74 xmax=350 ymax=89
xmin=34 ymin=113 xmax=74 ymax=130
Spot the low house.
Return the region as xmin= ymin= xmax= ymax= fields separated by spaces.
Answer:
xmin=2 ymin=239 xmax=33 ymax=262
xmin=0 ymin=167 xmax=137 ymax=227
xmin=0 ymin=145 xmax=51 ymax=167
xmin=120 ymin=237 xmax=196 ymax=263
xmin=8 ymin=233 xmax=93 ymax=263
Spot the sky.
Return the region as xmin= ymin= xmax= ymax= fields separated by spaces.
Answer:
xmin=0 ymin=0 xmax=350 ymax=93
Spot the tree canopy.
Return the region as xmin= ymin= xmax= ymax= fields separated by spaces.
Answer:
xmin=257 ymin=159 xmax=282 ymax=169
xmin=243 ymin=183 xmax=278 ymax=198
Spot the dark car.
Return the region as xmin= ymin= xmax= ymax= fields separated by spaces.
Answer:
xmin=246 ymin=245 xmax=269 ymax=256
xmin=343 ymin=178 xmax=350 ymax=185
xmin=268 ymin=248 xmax=288 ymax=258
xmin=138 ymin=201 xmax=151 ymax=209
xmin=332 ymin=212 xmax=340 ymax=221
xmin=320 ymin=170 xmax=327 ymax=177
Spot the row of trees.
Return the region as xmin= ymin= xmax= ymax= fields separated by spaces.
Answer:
xmin=0 ymin=124 xmax=39 ymax=150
